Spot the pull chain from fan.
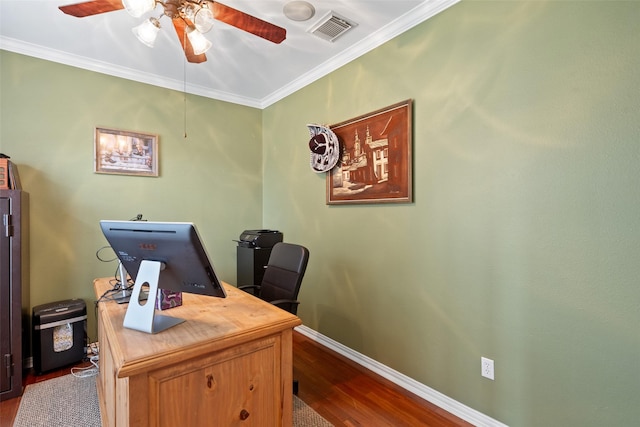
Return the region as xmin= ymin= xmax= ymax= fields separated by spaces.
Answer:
xmin=182 ymin=27 xmax=188 ymax=139
xmin=184 ymin=57 xmax=188 ymax=139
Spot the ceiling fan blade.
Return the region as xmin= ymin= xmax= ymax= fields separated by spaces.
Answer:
xmin=209 ymin=2 xmax=286 ymax=44
xmin=173 ymin=19 xmax=207 ymax=64
xmin=59 ymin=0 xmax=124 ymax=17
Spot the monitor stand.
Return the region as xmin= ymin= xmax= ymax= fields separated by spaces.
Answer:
xmin=113 ymin=262 xmax=132 ymax=303
xmin=123 ymin=260 xmax=185 ymax=334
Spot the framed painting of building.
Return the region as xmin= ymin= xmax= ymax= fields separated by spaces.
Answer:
xmin=326 ymin=99 xmax=413 ymax=205
xmin=94 ymin=127 xmax=158 ymax=177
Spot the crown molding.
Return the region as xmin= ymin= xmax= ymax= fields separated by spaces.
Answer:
xmin=1 ymin=0 xmax=459 ymax=110
xmin=0 ymin=36 xmax=262 ymax=108
xmin=259 ymin=0 xmax=460 ymax=108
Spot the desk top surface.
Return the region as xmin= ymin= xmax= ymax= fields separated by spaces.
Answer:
xmin=94 ymin=277 xmax=301 ymax=377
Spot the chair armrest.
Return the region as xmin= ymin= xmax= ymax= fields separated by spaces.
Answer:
xmin=238 ymin=284 xmax=261 ymax=296
xmin=269 ymin=299 xmax=300 ymax=311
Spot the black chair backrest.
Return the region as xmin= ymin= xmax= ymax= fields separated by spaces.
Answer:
xmin=260 ymin=242 xmax=309 ymax=314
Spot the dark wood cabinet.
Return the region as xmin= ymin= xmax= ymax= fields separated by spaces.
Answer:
xmin=0 ymin=189 xmax=28 ymax=401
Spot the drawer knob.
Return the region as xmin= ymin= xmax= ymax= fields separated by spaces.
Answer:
xmin=240 ymin=409 xmax=250 ymax=420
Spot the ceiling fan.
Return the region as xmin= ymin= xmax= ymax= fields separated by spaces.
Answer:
xmin=58 ymin=0 xmax=287 ymax=63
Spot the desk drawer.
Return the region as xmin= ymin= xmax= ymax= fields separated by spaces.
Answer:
xmin=148 ymin=336 xmax=281 ymax=426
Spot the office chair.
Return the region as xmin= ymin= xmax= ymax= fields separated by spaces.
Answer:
xmin=239 ymin=242 xmax=309 ymax=395
xmin=239 ymin=242 xmax=309 ymax=315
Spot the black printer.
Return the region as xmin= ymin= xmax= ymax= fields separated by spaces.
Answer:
xmin=236 ymin=229 xmax=283 ymax=248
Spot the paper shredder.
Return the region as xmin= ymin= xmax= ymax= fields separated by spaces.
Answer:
xmin=32 ymin=299 xmax=87 ymax=374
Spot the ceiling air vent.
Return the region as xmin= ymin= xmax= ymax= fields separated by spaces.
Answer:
xmin=308 ymin=11 xmax=357 ymax=42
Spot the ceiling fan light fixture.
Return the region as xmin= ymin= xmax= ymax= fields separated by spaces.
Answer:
xmin=133 ymin=17 xmax=161 ymax=48
xmin=194 ymin=7 xmax=215 ymax=33
xmin=187 ymin=26 xmax=212 ymax=55
xmin=57 ymin=0 xmax=287 ymax=63
xmin=122 ymin=0 xmax=156 ymax=18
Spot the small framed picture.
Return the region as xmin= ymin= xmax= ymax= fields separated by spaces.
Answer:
xmin=94 ymin=127 xmax=158 ymax=177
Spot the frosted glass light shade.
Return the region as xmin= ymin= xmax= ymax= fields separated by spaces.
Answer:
xmin=187 ymin=27 xmax=212 ymax=55
xmin=122 ymin=0 xmax=155 ymax=18
xmin=194 ymin=7 xmax=214 ymax=33
xmin=133 ymin=18 xmax=160 ymax=48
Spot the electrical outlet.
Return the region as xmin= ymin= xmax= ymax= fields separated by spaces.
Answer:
xmin=481 ymin=357 xmax=494 ymax=380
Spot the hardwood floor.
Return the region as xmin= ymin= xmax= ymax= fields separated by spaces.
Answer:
xmin=293 ymin=331 xmax=472 ymax=427
xmin=0 ymin=331 xmax=471 ymax=427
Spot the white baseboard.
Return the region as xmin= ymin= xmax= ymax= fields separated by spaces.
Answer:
xmin=295 ymin=325 xmax=508 ymax=427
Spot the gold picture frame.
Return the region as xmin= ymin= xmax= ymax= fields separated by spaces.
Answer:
xmin=94 ymin=127 xmax=158 ymax=177
xmin=327 ymin=99 xmax=413 ymax=205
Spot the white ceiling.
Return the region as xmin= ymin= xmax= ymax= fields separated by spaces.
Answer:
xmin=0 ymin=0 xmax=458 ymax=108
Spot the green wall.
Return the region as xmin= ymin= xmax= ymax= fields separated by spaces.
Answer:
xmin=0 ymin=53 xmax=264 ymax=339
xmin=263 ymin=1 xmax=639 ymax=426
xmin=1 ymin=1 xmax=639 ymax=426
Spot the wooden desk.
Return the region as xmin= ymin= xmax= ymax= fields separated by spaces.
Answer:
xmin=93 ymin=277 xmax=301 ymax=427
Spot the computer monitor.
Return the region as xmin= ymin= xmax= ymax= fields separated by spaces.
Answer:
xmin=100 ymin=220 xmax=226 ymax=334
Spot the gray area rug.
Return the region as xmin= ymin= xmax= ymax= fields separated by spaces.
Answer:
xmin=14 ymin=374 xmax=100 ymax=427
xmin=15 ymin=373 xmax=332 ymax=426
